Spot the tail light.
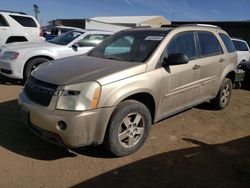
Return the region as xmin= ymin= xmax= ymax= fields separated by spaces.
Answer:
xmin=39 ymin=27 xmax=43 ymax=37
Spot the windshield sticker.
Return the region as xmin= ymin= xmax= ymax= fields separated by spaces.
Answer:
xmin=145 ymin=36 xmax=164 ymax=41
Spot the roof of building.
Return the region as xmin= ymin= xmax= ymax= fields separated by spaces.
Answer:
xmin=90 ymin=16 xmax=171 ymax=25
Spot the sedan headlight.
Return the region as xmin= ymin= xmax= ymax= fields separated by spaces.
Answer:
xmin=1 ymin=51 xmax=19 ymax=61
xmin=56 ymin=82 xmax=101 ymax=111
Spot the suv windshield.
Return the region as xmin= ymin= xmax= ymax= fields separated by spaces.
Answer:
xmin=89 ymin=30 xmax=169 ymax=62
xmin=48 ymin=30 xmax=84 ymax=45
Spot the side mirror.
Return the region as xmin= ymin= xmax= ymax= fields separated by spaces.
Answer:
xmin=237 ymin=61 xmax=247 ymax=71
xmin=163 ymin=53 xmax=189 ymax=67
xmin=72 ymin=43 xmax=80 ymax=51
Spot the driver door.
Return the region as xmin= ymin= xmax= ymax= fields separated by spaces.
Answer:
xmin=159 ymin=31 xmax=201 ymax=118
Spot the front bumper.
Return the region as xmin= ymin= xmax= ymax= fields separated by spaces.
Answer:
xmin=0 ymin=59 xmax=23 ymax=79
xmin=18 ymin=91 xmax=115 ymax=148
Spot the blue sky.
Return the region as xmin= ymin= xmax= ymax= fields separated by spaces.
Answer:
xmin=0 ymin=0 xmax=249 ymax=25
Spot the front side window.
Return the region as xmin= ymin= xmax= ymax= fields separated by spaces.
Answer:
xmin=89 ymin=30 xmax=169 ymax=62
xmin=167 ymin=31 xmax=197 ymax=60
xmin=76 ymin=34 xmax=110 ymax=47
xmin=0 ymin=14 xmax=8 ymax=26
xmin=197 ymin=31 xmax=223 ymax=57
xmin=219 ymin=33 xmax=236 ymax=53
xmin=10 ymin=15 xmax=37 ymax=27
xmin=48 ymin=31 xmax=84 ymax=45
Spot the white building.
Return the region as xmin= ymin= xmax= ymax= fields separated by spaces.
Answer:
xmin=85 ymin=16 xmax=171 ymax=32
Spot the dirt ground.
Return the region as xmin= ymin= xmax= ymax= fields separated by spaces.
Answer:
xmin=0 ymin=74 xmax=250 ymax=188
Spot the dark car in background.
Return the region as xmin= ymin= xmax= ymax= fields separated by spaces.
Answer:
xmin=42 ymin=26 xmax=80 ymax=40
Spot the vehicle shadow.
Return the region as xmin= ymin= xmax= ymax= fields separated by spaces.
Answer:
xmin=0 ymin=99 xmax=78 ymax=160
xmin=195 ymin=102 xmax=217 ymax=111
xmin=0 ymin=74 xmax=24 ymax=86
xmin=73 ymin=136 xmax=250 ymax=188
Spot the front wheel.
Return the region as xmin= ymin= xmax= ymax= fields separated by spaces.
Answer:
xmin=211 ymin=78 xmax=232 ymax=110
xmin=24 ymin=57 xmax=50 ymax=80
xmin=104 ymin=100 xmax=152 ymax=157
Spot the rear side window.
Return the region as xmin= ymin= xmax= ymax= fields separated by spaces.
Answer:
xmin=0 ymin=14 xmax=8 ymax=26
xmin=239 ymin=41 xmax=249 ymax=51
xmin=167 ymin=31 xmax=197 ymax=60
xmin=10 ymin=15 xmax=37 ymax=27
xmin=197 ymin=31 xmax=223 ymax=57
xmin=219 ymin=33 xmax=236 ymax=53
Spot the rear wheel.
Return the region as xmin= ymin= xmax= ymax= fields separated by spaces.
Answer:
xmin=24 ymin=57 xmax=50 ymax=80
xmin=211 ymin=78 xmax=232 ymax=110
xmin=104 ymin=100 xmax=152 ymax=157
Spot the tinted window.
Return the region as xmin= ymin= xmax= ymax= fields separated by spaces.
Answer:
xmin=233 ymin=40 xmax=240 ymax=51
xmin=198 ymin=31 xmax=222 ymax=57
xmin=10 ymin=15 xmax=37 ymax=27
xmin=167 ymin=31 xmax=197 ymax=59
xmin=0 ymin=14 xmax=8 ymax=26
xmin=219 ymin=33 xmax=236 ymax=53
xmin=48 ymin=31 xmax=83 ymax=45
xmin=239 ymin=41 xmax=249 ymax=51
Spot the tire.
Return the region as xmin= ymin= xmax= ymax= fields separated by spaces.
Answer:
xmin=104 ymin=100 xmax=152 ymax=157
xmin=211 ymin=78 xmax=233 ymax=110
xmin=24 ymin=57 xmax=50 ymax=80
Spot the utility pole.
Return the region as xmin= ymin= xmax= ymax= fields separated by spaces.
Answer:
xmin=33 ymin=4 xmax=40 ymax=20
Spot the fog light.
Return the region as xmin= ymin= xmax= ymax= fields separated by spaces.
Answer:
xmin=57 ymin=121 xmax=67 ymax=130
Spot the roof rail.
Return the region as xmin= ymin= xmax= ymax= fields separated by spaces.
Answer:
xmin=0 ymin=10 xmax=27 ymax=15
xmin=177 ymin=24 xmax=221 ymax=29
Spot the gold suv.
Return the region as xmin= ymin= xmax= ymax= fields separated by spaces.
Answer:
xmin=19 ymin=25 xmax=237 ymax=156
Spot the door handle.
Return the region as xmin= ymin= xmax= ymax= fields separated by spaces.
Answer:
xmin=219 ymin=58 xmax=225 ymax=62
xmin=193 ymin=64 xmax=201 ymax=70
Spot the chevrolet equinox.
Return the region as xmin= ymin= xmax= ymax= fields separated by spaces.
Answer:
xmin=19 ymin=25 xmax=237 ymax=156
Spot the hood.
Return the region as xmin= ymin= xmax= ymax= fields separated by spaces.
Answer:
xmin=32 ymin=55 xmax=146 ymax=86
xmin=2 ymin=41 xmax=57 ymax=51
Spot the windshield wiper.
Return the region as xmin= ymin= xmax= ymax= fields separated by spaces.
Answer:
xmin=105 ymin=56 xmax=126 ymax=61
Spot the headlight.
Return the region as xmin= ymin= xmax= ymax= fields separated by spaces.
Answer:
xmin=56 ymin=82 xmax=101 ymax=111
xmin=1 ymin=51 xmax=19 ymax=60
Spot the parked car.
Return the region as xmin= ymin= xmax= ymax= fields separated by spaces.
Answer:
xmin=0 ymin=29 xmax=113 ymax=79
xmin=231 ymin=38 xmax=250 ymax=66
xmin=0 ymin=10 xmax=44 ymax=46
xmin=43 ymin=26 xmax=80 ymax=40
xmin=19 ymin=25 xmax=237 ymax=156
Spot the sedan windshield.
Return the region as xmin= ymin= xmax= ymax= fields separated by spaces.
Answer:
xmin=48 ymin=30 xmax=84 ymax=45
xmin=89 ymin=30 xmax=169 ymax=62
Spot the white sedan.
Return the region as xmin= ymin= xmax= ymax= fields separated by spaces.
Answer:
xmin=0 ymin=29 xmax=113 ymax=79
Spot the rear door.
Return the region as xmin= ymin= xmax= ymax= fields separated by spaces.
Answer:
xmin=195 ymin=31 xmax=225 ymax=99
xmin=0 ymin=14 xmax=12 ymax=45
xmin=160 ymin=31 xmax=201 ymax=117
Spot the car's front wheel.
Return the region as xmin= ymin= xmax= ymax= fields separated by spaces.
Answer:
xmin=24 ymin=57 xmax=50 ymax=80
xmin=104 ymin=100 xmax=152 ymax=157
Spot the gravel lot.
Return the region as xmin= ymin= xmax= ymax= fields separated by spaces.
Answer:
xmin=0 ymin=74 xmax=250 ymax=188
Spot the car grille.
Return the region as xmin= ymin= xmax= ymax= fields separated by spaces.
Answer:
xmin=24 ymin=76 xmax=58 ymax=106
